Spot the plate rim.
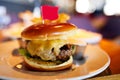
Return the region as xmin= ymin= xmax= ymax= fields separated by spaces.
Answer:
xmin=0 ymin=41 xmax=110 ymax=80
xmin=65 ymin=52 xmax=110 ymax=80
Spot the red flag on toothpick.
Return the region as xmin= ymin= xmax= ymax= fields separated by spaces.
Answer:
xmin=41 ymin=5 xmax=58 ymax=20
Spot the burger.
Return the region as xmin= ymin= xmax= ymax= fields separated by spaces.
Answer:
xmin=19 ymin=23 xmax=86 ymax=71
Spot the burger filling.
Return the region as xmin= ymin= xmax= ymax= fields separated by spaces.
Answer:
xmin=19 ymin=39 xmax=75 ymax=63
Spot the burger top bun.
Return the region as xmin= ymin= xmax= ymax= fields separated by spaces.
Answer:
xmin=21 ymin=23 xmax=77 ymax=40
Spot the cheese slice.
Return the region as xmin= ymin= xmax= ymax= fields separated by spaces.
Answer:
xmin=27 ymin=39 xmax=67 ymax=61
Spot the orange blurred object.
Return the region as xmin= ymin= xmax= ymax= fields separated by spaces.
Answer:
xmin=99 ymin=39 xmax=120 ymax=74
xmin=0 ymin=30 xmax=5 ymax=42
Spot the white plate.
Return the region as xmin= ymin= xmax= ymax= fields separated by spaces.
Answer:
xmin=0 ymin=41 xmax=110 ymax=80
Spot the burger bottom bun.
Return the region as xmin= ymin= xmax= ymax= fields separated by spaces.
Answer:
xmin=24 ymin=56 xmax=73 ymax=71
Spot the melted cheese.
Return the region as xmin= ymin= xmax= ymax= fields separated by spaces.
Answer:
xmin=27 ymin=39 xmax=67 ymax=61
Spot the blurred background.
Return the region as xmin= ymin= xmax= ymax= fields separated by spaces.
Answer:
xmin=0 ymin=0 xmax=120 ymax=74
xmin=0 ymin=0 xmax=120 ymax=39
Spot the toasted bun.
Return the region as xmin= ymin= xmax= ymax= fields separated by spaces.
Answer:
xmin=24 ymin=56 xmax=73 ymax=71
xmin=21 ymin=23 xmax=77 ymax=40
